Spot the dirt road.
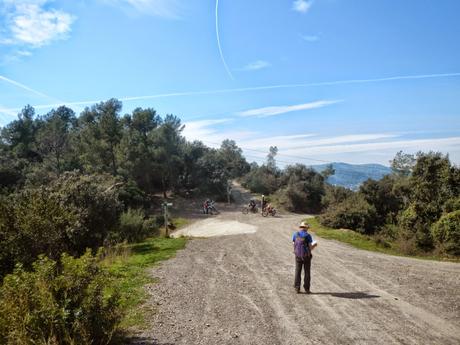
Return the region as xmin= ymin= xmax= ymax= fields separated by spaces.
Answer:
xmin=133 ymin=195 xmax=460 ymax=344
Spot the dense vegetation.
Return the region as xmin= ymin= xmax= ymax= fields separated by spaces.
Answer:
xmin=0 ymin=100 xmax=249 ymax=343
xmin=242 ymin=149 xmax=459 ymax=257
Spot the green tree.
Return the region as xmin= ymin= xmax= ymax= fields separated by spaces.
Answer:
xmin=1 ymin=105 xmax=40 ymax=160
xmin=151 ymin=114 xmax=184 ymax=197
xmin=77 ymin=99 xmax=122 ymax=175
xmin=36 ymin=106 xmax=77 ymax=175
xmin=390 ymin=150 xmax=416 ymax=176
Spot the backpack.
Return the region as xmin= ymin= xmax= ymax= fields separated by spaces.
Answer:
xmin=294 ymin=232 xmax=309 ymax=258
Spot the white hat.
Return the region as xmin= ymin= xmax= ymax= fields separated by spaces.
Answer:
xmin=299 ymin=221 xmax=310 ymax=229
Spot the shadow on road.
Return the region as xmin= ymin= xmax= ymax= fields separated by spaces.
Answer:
xmin=122 ymin=335 xmax=175 ymax=345
xmin=311 ymin=291 xmax=380 ymax=299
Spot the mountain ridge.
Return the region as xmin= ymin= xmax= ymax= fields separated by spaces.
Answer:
xmin=312 ymin=162 xmax=392 ymax=190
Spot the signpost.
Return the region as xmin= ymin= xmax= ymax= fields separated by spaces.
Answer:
xmin=163 ymin=202 xmax=173 ymax=237
xmin=227 ymin=181 xmax=232 ymax=205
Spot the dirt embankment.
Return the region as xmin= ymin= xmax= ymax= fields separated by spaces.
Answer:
xmin=131 ymin=186 xmax=460 ymax=345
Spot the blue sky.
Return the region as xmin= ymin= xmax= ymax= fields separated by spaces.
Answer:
xmin=1 ymin=0 xmax=460 ymax=165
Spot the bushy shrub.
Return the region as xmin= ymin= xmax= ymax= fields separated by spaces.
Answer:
xmin=431 ymin=210 xmax=460 ymax=255
xmin=118 ymin=180 xmax=149 ymax=210
xmin=319 ymin=194 xmax=377 ymax=234
xmin=398 ymin=203 xmax=434 ymax=250
xmin=276 ymin=165 xmax=325 ymax=213
xmin=0 ymin=250 xmax=121 ymax=345
xmin=321 ymin=185 xmax=353 ymax=209
xmin=49 ymin=172 xmax=122 ymax=252
xmin=118 ymin=208 xmax=158 ymax=242
xmin=0 ymin=190 xmax=77 ymax=278
xmin=443 ymin=197 xmax=460 ymax=213
xmin=0 ymin=172 xmax=123 ymax=279
xmin=241 ymin=166 xmax=279 ymax=195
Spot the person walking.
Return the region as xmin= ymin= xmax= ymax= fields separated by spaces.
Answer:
xmin=293 ymin=221 xmax=317 ymax=294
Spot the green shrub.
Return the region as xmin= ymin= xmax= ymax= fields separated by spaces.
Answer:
xmin=0 ymin=190 xmax=77 ymax=278
xmin=398 ymin=203 xmax=434 ymax=250
xmin=443 ymin=197 xmax=460 ymax=213
xmin=0 ymin=250 xmax=121 ymax=345
xmin=319 ymin=194 xmax=377 ymax=234
xmin=431 ymin=210 xmax=460 ymax=255
xmin=49 ymin=172 xmax=122 ymax=252
xmin=118 ymin=209 xmax=157 ymax=242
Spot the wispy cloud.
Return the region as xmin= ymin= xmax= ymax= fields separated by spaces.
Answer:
xmin=1 ymin=0 xmax=75 ymax=48
xmin=240 ymin=133 xmax=398 ymax=151
xmin=183 ymin=118 xmax=253 ymax=145
xmin=105 ymin=0 xmax=183 ymax=18
xmin=238 ymin=100 xmax=341 ymax=118
xmin=236 ymin=60 xmax=271 ymax=71
xmin=283 ymin=137 xmax=460 ymax=156
xmin=292 ymin=0 xmax=313 ymax=14
xmin=2 ymin=72 xmax=460 ymax=114
xmin=300 ymin=34 xmax=319 ymax=42
xmin=236 ymin=133 xmax=460 ymax=165
xmin=215 ymin=0 xmax=234 ymax=80
xmin=0 ymin=74 xmax=60 ymax=101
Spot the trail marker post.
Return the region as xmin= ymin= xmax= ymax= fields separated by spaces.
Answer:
xmin=163 ymin=202 xmax=173 ymax=237
xmin=227 ymin=181 xmax=232 ymax=205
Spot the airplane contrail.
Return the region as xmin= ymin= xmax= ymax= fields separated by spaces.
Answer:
xmin=1 ymin=72 xmax=460 ymax=113
xmin=215 ymin=0 xmax=234 ymax=80
xmin=0 ymin=75 xmax=61 ymax=102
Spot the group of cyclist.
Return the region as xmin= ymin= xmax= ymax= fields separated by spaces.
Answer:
xmin=248 ymin=196 xmax=275 ymax=215
xmin=202 ymin=199 xmax=213 ymax=214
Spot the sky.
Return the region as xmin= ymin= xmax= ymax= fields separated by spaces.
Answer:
xmin=1 ymin=0 xmax=460 ymax=166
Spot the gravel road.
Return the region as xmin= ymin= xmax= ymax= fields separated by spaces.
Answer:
xmin=132 ymin=194 xmax=460 ymax=344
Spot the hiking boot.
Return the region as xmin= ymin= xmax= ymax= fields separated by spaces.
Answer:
xmin=304 ymin=289 xmax=311 ymax=294
xmin=295 ymin=287 xmax=300 ymax=294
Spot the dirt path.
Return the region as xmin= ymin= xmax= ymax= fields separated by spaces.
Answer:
xmin=132 ymin=190 xmax=460 ymax=345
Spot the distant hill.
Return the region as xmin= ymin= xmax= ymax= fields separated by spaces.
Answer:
xmin=312 ymin=162 xmax=392 ymax=190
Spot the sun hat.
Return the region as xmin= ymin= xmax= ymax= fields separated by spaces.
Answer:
xmin=299 ymin=221 xmax=310 ymax=229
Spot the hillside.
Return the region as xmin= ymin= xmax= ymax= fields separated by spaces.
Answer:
xmin=312 ymin=162 xmax=392 ymax=190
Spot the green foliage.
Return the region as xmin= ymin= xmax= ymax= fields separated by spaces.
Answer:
xmin=48 ymin=172 xmax=123 ymax=252
xmin=0 ymin=172 xmax=123 ymax=279
xmin=359 ymin=175 xmax=403 ymax=225
xmin=118 ymin=209 xmax=158 ymax=243
xmin=321 ymin=184 xmax=353 ymax=209
xmin=242 ymin=165 xmax=279 ymax=195
xmin=390 ymin=150 xmax=416 ymax=176
xmin=431 ymin=210 xmax=460 ymax=255
xmin=319 ymin=193 xmax=377 ymax=234
xmin=0 ymin=190 xmax=77 ymax=278
xmin=309 ymin=218 xmax=398 ymax=255
xmin=103 ymin=237 xmax=186 ymax=328
xmin=443 ymin=197 xmax=460 ymax=213
xmin=0 ymin=250 xmax=121 ymax=345
xmin=278 ymin=164 xmax=325 ymax=213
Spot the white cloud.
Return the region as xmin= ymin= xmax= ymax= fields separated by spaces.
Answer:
xmin=236 ymin=134 xmax=460 ymax=165
xmin=182 ymin=118 xmax=254 ymax=145
xmin=238 ymin=100 xmax=341 ymax=118
xmin=292 ymin=0 xmax=312 ymax=14
xmin=106 ymin=0 xmax=183 ymax=18
xmin=237 ymin=60 xmax=271 ymax=71
xmin=300 ymin=34 xmax=319 ymax=42
xmin=240 ymin=133 xmax=398 ymax=151
xmin=284 ymin=137 xmax=460 ymax=156
xmin=1 ymin=0 xmax=75 ymax=48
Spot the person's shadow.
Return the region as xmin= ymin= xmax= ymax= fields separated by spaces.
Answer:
xmin=307 ymin=291 xmax=380 ymax=299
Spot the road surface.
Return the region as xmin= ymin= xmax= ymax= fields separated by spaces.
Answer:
xmin=132 ymin=192 xmax=460 ymax=345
